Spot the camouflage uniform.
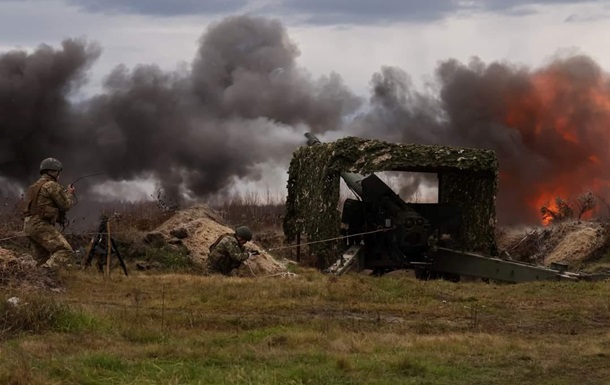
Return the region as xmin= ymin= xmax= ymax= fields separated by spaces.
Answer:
xmin=23 ymin=174 xmax=75 ymax=268
xmin=207 ymin=234 xmax=250 ymax=276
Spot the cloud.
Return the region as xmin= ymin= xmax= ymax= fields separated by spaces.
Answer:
xmin=264 ymin=0 xmax=604 ymax=25
xmin=50 ymin=0 xmax=608 ymax=26
xmin=67 ymin=0 xmax=249 ymax=16
xmin=268 ymin=1 xmax=462 ymax=24
xmin=564 ymin=11 xmax=610 ymax=22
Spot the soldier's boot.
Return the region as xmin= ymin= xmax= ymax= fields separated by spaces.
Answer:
xmin=41 ymin=250 xmax=73 ymax=269
xmin=38 ymin=260 xmax=60 ymax=284
xmin=30 ymin=243 xmax=50 ymax=267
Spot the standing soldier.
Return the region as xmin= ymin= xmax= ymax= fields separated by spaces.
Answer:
xmin=207 ymin=226 xmax=256 ymax=276
xmin=22 ymin=158 xmax=76 ymax=270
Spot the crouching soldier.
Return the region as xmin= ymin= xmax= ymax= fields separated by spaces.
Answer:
xmin=22 ymin=157 xmax=76 ymax=270
xmin=207 ymin=226 xmax=256 ymax=276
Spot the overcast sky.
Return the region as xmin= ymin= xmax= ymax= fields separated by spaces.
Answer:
xmin=1 ymin=0 xmax=609 ymax=213
xmin=2 ymin=0 xmax=608 ymax=98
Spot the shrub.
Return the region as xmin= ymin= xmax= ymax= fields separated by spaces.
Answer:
xmin=0 ymin=296 xmax=99 ymax=340
xmin=141 ymin=244 xmax=192 ymax=270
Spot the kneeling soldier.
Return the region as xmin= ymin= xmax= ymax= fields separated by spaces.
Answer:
xmin=22 ymin=158 xmax=75 ymax=269
xmin=207 ymin=226 xmax=255 ymax=276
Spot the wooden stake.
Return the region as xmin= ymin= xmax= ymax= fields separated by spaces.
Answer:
xmin=106 ymin=220 xmax=112 ymax=277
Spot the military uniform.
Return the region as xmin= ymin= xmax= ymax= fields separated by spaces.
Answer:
xmin=23 ymin=173 xmax=75 ymax=268
xmin=206 ymin=234 xmax=250 ymax=276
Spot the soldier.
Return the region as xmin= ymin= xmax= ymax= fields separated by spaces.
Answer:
xmin=22 ymin=157 xmax=76 ymax=269
xmin=207 ymin=226 xmax=256 ymax=276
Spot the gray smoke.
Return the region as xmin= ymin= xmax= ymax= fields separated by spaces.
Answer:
xmin=0 ymin=39 xmax=100 ymax=194
xmin=0 ymin=16 xmax=360 ymax=202
xmin=191 ymin=17 xmax=360 ymax=131
xmin=2 ymin=15 xmax=608 ymax=224
xmin=353 ymin=56 xmax=610 ymax=224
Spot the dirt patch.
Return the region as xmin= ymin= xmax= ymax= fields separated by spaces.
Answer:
xmin=545 ymin=224 xmax=605 ymax=265
xmin=496 ymin=220 xmax=608 ymax=268
xmin=153 ymin=204 xmax=288 ymax=276
xmin=0 ymin=247 xmax=18 ymax=261
xmin=0 ymin=247 xmax=62 ymax=291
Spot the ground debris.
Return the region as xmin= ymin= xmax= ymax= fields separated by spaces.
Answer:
xmin=496 ymin=220 xmax=610 ymax=270
xmin=153 ymin=204 xmax=289 ymax=276
xmin=0 ymin=247 xmax=62 ymax=291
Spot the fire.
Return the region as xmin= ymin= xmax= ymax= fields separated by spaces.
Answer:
xmin=501 ymin=58 xmax=610 ymax=224
xmin=540 ymin=198 xmax=560 ymax=226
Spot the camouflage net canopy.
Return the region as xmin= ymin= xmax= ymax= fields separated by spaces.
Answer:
xmin=283 ymin=136 xmax=499 ymax=266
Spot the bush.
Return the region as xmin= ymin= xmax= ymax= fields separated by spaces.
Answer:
xmin=141 ymin=244 xmax=192 ymax=270
xmin=0 ymin=295 xmax=104 ymax=341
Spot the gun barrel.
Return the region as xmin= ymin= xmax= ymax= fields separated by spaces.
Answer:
xmin=304 ymin=132 xmax=365 ymax=197
xmin=304 ymin=132 xmax=321 ymax=146
xmin=340 ymin=171 xmax=364 ymax=197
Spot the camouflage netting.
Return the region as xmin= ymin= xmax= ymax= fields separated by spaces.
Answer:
xmin=284 ymin=136 xmax=499 ymax=267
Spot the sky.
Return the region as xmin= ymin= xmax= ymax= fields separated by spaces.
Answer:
xmin=1 ymin=0 xmax=610 ymax=224
xmin=1 ymin=0 xmax=607 ymax=97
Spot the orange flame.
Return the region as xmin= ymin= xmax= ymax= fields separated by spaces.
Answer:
xmin=501 ymin=62 xmax=610 ymax=224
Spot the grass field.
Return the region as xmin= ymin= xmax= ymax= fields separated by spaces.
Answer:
xmin=1 ymin=267 xmax=609 ymax=385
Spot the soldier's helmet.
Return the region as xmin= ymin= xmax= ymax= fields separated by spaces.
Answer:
xmin=39 ymin=158 xmax=63 ymax=174
xmin=235 ymin=226 xmax=253 ymax=242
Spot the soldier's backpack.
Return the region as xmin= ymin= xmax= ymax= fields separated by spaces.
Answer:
xmin=209 ymin=233 xmax=233 ymax=252
xmin=22 ymin=179 xmax=51 ymax=218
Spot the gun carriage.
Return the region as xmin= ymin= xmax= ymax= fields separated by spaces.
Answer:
xmin=283 ymin=133 xmax=605 ymax=283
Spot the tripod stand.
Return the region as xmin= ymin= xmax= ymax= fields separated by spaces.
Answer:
xmin=81 ymin=215 xmax=128 ymax=276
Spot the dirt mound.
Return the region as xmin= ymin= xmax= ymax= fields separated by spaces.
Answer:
xmin=152 ymin=205 xmax=288 ymax=276
xmin=497 ymin=220 xmax=608 ymax=268
xmin=0 ymin=247 xmax=62 ymax=291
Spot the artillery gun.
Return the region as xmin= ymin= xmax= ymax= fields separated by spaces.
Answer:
xmin=298 ymin=133 xmax=606 ymax=283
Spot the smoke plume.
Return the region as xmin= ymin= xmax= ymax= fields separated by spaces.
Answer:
xmin=354 ymin=56 xmax=610 ymax=224
xmin=0 ymin=16 xmax=360 ymax=201
xmin=0 ymin=39 xmax=100 ymax=191
xmin=1 ymin=15 xmax=609 ymax=224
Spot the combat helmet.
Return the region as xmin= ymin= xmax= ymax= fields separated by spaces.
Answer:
xmin=39 ymin=157 xmax=63 ymax=174
xmin=235 ymin=226 xmax=253 ymax=241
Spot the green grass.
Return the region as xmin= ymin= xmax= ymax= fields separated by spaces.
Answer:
xmin=138 ymin=243 xmax=193 ymax=270
xmin=1 ymin=270 xmax=610 ymax=384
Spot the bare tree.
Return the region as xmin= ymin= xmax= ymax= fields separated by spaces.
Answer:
xmin=575 ymin=192 xmax=596 ymax=220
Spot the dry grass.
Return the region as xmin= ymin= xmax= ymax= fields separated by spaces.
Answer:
xmin=212 ymin=190 xmax=285 ymax=232
xmin=1 ymin=195 xmax=610 ymax=383
xmin=0 ymin=269 xmax=609 ymax=384
xmin=0 ymin=196 xmax=23 ymax=234
xmin=0 ymin=259 xmax=63 ymax=291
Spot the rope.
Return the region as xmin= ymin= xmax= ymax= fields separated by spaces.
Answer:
xmin=69 ymin=172 xmax=105 ymax=186
xmin=69 ymin=172 xmax=106 ymax=206
xmin=0 ymin=230 xmax=141 ymax=243
xmin=263 ymin=227 xmax=395 ymax=252
xmin=1 ymin=227 xmax=395 ymax=248
xmin=0 ymin=234 xmax=24 ymax=242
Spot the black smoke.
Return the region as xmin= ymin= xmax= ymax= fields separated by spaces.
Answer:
xmin=0 ymin=16 xmax=360 ymax=201
xmin=0 ymin=39 xmax=100 ymax=192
